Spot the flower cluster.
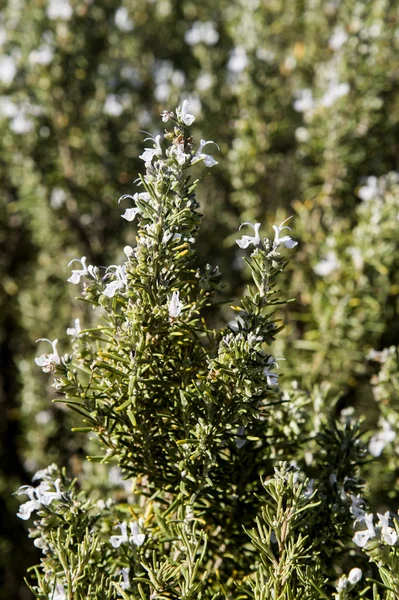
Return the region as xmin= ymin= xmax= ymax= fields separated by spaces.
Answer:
xmin=16 ymin=465 xmax=63 ymax=520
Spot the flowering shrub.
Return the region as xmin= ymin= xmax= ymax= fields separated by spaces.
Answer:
xmin=13 ymin=105 xmax=399 ymax=600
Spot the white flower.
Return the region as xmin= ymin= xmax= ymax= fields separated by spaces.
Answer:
xmin=28 ymin=43 xmax=54 ymax=66
xmin=162 ymin=231 xmax=181 ymax=244
xmin=16 ymin=479 xmax=62 ymax=520
xmin=119 ymin=192 xmax=147 ymax=221
xmin=124 ymin=245 xmax=134 ymax=258
xmin=348 ymin=567 xmax=362 ymax=585
xmin=358 ymin=176 xmax=379 ymax=201
xmin=66 ymin=318 xmax=81 ymax=337
xmin=369 ymin=419 xmax=396 ymax=457
xmin=171 ymin=142 xmax=190 ymax=165
xmin=353 ymin=513 xmax=376 ymax=547
xmin=103 ymin=265 xmax=127 ymax=298
xmin=313 ymin=251 xmax=339 ymax=276
xmin=320 ymin=82 xmax=350 ymax=108
xmin=50 ymin=187 xmax=67 ymax=209
xmin=227 ymin=47 xmax=248 ymax=73
xmin=0 ymin=56 xmax=17 ymax=85
xmin=184 ymin=21 xmax=219 ymax=46
xmin=329 ymin=27 xmax=348 ymax=51
xmin=263 ymin=356 xmax=279 ymax=386
xmin=47 ymin=0 xmax=73 ymax=20
xmin=236 ymin=222 xmax=261 ymax=249
xmin=377 ymin=512 xmax=398 ymax=546
xmin=0 ymin=96 xmax=18 ymax=118
xmin=139 ymin=134 xmax=163 ymax=163
xmin=69 ymin=257 xmax=97 ymax=283
xmin=295 ymin=127 xmax=310 ymax=143
xmin=177 ymin=100 xmax=195 ymax=126
xmin=336 ymin=575 xmax=348 ymax=592
xmin=120 ymin=567 xmax=130 ymax=591
xmin=169 ymin=290 xmax=183 ymax=318
xmin=304 ymin=479 xmax=315 ymax=498
xmin=114 ymin=7 xmax=134 ymax=32
xmin=16 ymin=486 xmax=41 ymax=520
xmin=294 ymin=89 xmax=314 ymax=113
xmin=121 ymin=207 xmax=140 ymax=221
xmin=273 ymin=217 xmax=298 ymax=249
xmin=52 ymin=584 xmax=67 ymax=600
xmin=35 ymin=338 xmax=61 ymax=373
xmin=32 ymin=463 xmax=58 ymax=481
xmin=37 ymin=478 xmax=63 ymax=505
xmin=194 ymin=139 xmax=218 ymax=167
xmin=68 ymin=256 xmax=92 ymax=284
xmin=196 ymin=73 xmax=213 ymax=92
xmin=110 ymin=522 xmax=145 ymax=548
xmin=104 ymin=94 xmax=124 ymax=117
xmin=10 ymin=111 xmax=34 ymax=134
xmin=350 ymin=494 xmax=366 ymax=524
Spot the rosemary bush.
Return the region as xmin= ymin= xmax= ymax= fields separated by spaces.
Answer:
xmin=16 ymin=106 xmax=399 ymax=599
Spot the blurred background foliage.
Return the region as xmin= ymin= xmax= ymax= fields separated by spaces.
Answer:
xmin=0 ymin=0 xmax=398 ymax=597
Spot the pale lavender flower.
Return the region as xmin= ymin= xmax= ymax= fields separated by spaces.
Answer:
xmin=377 ymin=512 xmax=398 ymax=546
xmin=169 ymin=290 xmax=183 ymax=318
xmin=350 ymin=494 xmax=366 ymax=524
xmin=171 ymin=142 xmax=190 ymax=165
xmin=348 ymin=568 xmax=362 ymax=585
xmin=119 ymin=192 xmax=148 ymax=221
xmin=32 ymin=463 xmax=58 ymax=481
xmin=353 ymin=513 xmax=376 ymax=547
xmin=35 ymin=338 xmax=60 ymax=373
xmin=124 ymin=246 xmax=134 ymax=258
xmin=139 ymin=135 xmax=163 ymax=163
xmin=263 ymin=356 xmax=279 ymax=386
xmin=194 ymin=139 xmax=218 ymax=167
xmin=162 ymin=231 xmax=181 ymax=244
xmin=52 ymin=583 xmax=66 ymax=600
xmin=236 ymin=222 xmax=261 ymax=249
xmin=273 ymin=217 xmax=298 ymax=249
xmin=66 ymin=318 xmax=81 ymax=337
xmin=234 ymin=426 xmax=246 ymax=449
xmin=16 ymin=486 xmax=41 ymax=520
xmin=67 ymin=256 xmax=97 ymax=284
xmin=16 ymin=479 xmax=62 ymax=520
xmin=110 ymin=522 xmax=145 ymax=548
xmin=120 ymin=567 xmax=130 ymax=590
xmin=304 ymin=479 xmax=315 ymax=498
xmin=103 ymin=265 xmax=127 ymax=298
xmin=161 ymin=110 xmax=172 ymax=122
xmin=369 ymin=419 xmax=396 ymax=457
xmin=177 ymin=100 xmax=195 ymax=126
xmin=121 ymin=207 xmax=140 ymax=222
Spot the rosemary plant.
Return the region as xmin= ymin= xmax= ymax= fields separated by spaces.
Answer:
xmin=16 ymin=105 xmax=399 ymax=600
